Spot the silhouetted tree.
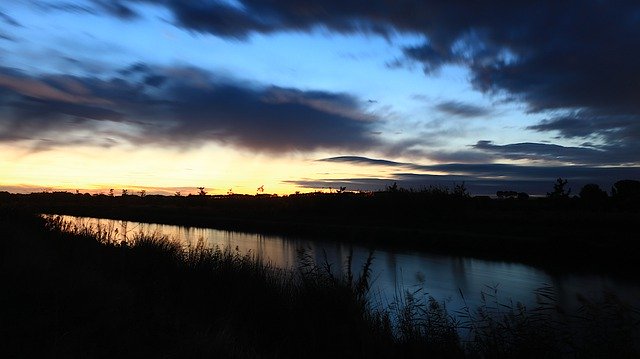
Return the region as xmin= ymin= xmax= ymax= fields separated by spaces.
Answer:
xmin=611 ymin=180 xmax=640 ymax=199
xmin=174 ymin=191 xmax=181 ymax=197
xmin=197 ymin=187 xmax=206 ymax=196
xmin=108 ymin=189 xmax=114 ymax=197
xmin=517 ymin=192 xmax=529 ymax=200
xmin=121 ymin=189 xmax=128 ymax=196
xmin=139 ymin=190 xmax=146 ymax=197
xmin=579 ymin=183 xmax=607 ymax=202
xmin=453 ymin=182 xmax=470 ymax=197
xmin=547 ymin=177 xmax=571 ymax=198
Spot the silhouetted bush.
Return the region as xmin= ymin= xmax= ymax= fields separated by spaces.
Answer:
xmin=612 ymin=180 xmax=640 ymax=199
xmin=579 ymin=183 xmax=608 ymax=203
xmin=497 ymin=190 xmax=518 ymax=199
xmin=611 ymin=180 xmax=640 ymax=210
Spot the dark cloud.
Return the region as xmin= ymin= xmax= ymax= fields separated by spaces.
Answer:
xmin=25 ymin=0 xmax=137 ymax=19
xmin=526 ymin=112 xmax=640 ymax=147
xmin=434 ymin=101 xmax=491 ymax=118
xmin=6 ymin=1 xmax=639 ymax=167
xmin=0 ymin=33 xmax=14 ymax=41
xmin=0 ymin=64 xmax=380 ymax=153
xmin=109 ymin=0 xmax=640 ymax=165
xmin=472 ymin=140 xmax=640 ymax=166
xmin=143 ymin=74 xmax=167 ymax=87
xmin=319 ymin=156 xmax=402 ymax=167
xmin=321 ymin=156 xmax=640 ymax=181
xmin=91 ymin=0 xmax=138 ymax=19
xmin=134 ymin=0 xmax=397 ymax=39
xmin=0 ymin=10 xmax=22 ymax=27
xmin=313 ymin=156 xmax=640 ymax=194
xmin=157 ymin=79 xmax=379 ymax=152
xmin=528 ymin=114 xmax=599 ymax=139
xmin=424 ymin=150 xmax=495 ymax=164
xmin=30 ymin=1 xmax=97 ymax=15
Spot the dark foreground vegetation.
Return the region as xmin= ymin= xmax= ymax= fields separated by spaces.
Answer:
xmin=2 ymin=179 xmax=639 ymax=273
xmin=1 ymin=209 xmax=639 ymax=358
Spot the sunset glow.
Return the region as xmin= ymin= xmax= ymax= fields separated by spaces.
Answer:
xmin=1 ymin=1 xmax=639 ymax=195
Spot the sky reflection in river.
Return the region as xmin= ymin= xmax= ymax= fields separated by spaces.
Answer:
xmin=56 ymin=215 xmax=640 ymax=312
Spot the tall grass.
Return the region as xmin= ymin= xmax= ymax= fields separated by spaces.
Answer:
xmin=2 ymin=212 xmax=639 ymax=358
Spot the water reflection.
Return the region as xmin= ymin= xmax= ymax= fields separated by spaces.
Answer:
xmin=55 ymin=215 xmax=640 ymax=311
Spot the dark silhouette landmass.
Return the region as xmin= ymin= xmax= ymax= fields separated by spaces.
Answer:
xmin=1 ymin=179 xmax=639 ymax=274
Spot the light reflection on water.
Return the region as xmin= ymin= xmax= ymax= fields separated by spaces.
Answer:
xmin=54 ymin=215 xmax=640 ymax=312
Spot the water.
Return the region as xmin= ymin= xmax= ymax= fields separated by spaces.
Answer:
xmin=52 ymin=214 xmax=640 ymax=313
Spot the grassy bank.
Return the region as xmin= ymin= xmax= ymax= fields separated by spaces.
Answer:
xmin=5 ymin=191 xmax=640 ymax=274
xmin=1 ymin=209 xmax=639 ymax=358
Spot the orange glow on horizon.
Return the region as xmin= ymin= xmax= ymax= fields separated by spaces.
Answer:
xmin=0 ymin=143 xmax=402 ymax=195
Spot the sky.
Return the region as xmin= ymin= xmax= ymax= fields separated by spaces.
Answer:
xmin=1 ymin=0 xmax=639 ymax=196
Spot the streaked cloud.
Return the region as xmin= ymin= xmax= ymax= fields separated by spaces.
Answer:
xmin=0 ymin=64 xmax=381 ymax=153
xmin=93 ymin=0 xmax=640 ymax=165
xmin=314 ymin=156 xmax=640 ymax=194
xmin=472 ymin=140 xmax=639 ymax=166
xmin=0 ymin=10 xmax=22 ymax=27
xmin=434 ymin=101 xmax=491 ymax=118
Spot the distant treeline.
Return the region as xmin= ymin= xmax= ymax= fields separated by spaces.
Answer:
xmin=1 ymin=178 xmax=639 ymax=211
xmin=2 ymin=178 xmax=638 ymax=202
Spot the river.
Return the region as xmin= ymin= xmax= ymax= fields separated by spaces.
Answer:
xmin=52 ymin=214 xmax=640 ymax=314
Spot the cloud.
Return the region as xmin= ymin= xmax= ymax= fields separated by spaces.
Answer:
xmin=133 ymin=0 xmax=399 ymax=39
xmin=472 ymin=140 xmax=640 ymax=166
xmin=27 ymin=0 xmax=137 ymax=19
xmin=0 ymin=10 xmax=22 ymax=27
xmin=0 ymin=33 xmax=14 ymax=41
xmin=526 ymin=111 xmax=640 ymax=148
xmin=0 ymin=64 xmax=380 ymax=153
xmin=312 ymin=155 xmax=640 ymax=194
xmin=423 ymin=150 xmax=495 ymax=164
xmin=0 ymin=72 xmax=111 ymax=106
xmin=7 ymin=1 xmax=639 ymax=166
xmin=103 ymin=0 xmax=640 ymax=165
xmin=319 ymin=156 xmax=403 ymax=167
xmin=90 ymin=0 xmax=138 ymax=19
xmin=434 ymin=100 xmax=491 ymax=118
xmin=320 ymin=155 xmax=640 ymax=181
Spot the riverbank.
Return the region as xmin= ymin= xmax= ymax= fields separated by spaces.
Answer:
xmin=4 ymin=191 xmax=639 ymax=275
xmin=2 ymin=209 xmax=639 ymax=358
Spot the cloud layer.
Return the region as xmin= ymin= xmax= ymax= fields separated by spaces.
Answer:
xmin=103 ymin=0 xmax=640 ymax=165
xmin=316 ymin=156 xmax=640 ymax=194
xmin=0 ymin=64 xmax=379 ymax=152
xmin=3 ymin=0 xmax=640 ymax=195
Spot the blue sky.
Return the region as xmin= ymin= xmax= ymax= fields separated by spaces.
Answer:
xmin=1 ymin=1 xmax=639 ymax=195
